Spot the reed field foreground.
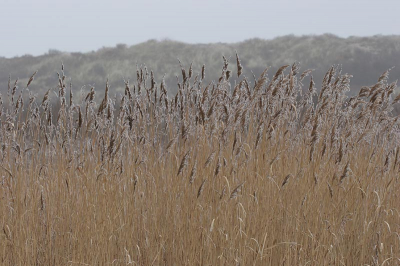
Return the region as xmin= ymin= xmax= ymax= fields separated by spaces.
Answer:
xmin=1 ymin=56 xmax=400 ymax=265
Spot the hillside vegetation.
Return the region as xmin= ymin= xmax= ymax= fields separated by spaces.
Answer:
xmin=1 ymin=34 xmax=400 ymax=97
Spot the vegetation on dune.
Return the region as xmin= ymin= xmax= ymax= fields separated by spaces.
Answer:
xmin=2 ymin=34 xmax=400 ymax=97
xmin=1 ymin=57 xmax=400 ymax=265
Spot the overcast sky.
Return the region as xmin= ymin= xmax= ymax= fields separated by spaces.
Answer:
xmin=1 ymin=0 xmax=399 ymax=58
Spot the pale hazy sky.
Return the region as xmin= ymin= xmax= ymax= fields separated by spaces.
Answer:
xmin=1 ymin=0 xmax=399 ymax=58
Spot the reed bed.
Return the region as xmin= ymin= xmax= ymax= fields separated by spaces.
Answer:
xmin=1 ymin=57 xmax=400 ymax=265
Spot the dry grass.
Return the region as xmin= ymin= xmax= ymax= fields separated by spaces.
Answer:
xmin=1 ymin=59 xmax=400 ymax=265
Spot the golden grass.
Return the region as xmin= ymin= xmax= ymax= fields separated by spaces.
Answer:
xmin=1 ymin=60 xmax=400 ymax=265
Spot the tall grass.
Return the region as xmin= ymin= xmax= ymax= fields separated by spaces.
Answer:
xmin=1 ymin=59 xmax=400 ymax=265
